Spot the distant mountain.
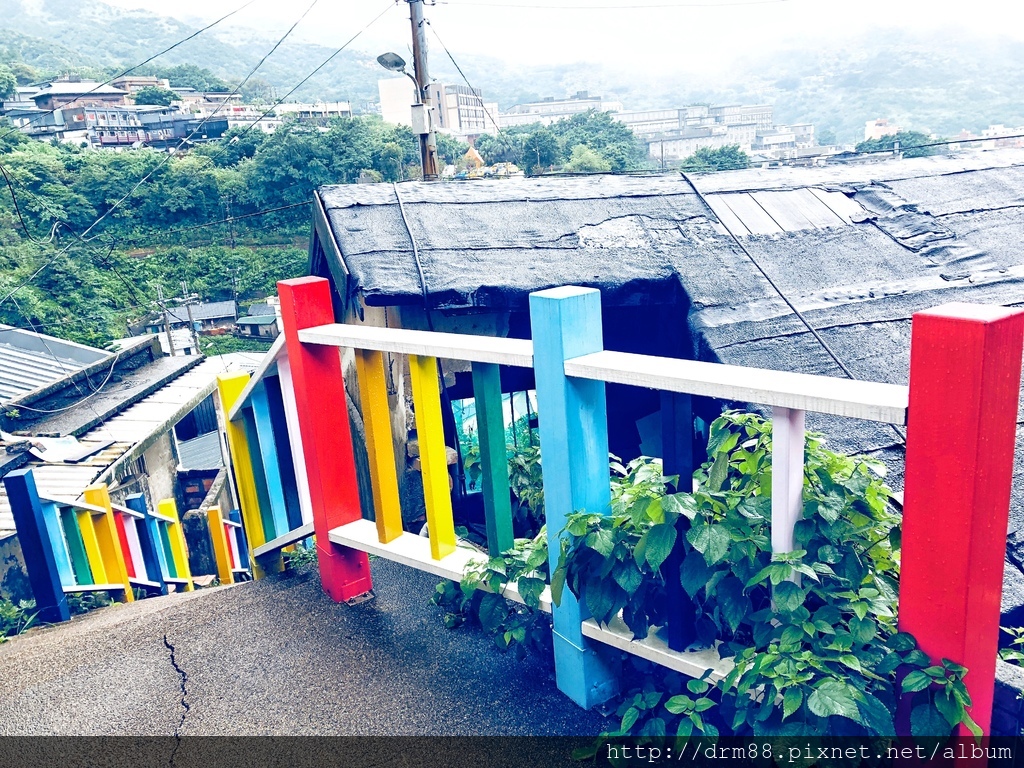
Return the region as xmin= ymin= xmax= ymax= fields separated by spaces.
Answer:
xmin=0 ymin=0 xmax=1022 ymax=143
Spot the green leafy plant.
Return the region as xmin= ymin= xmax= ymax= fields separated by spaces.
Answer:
xmin=283 ymin=543 xmax=318 ymax=571
xmin=507 ymin=443 xmax=544 ymax=536
xmin=554 ymin=410 xmax=979 ymax=738
xmin=66 ymin=590 xmax=113 ymax=616
xmin=431 ymin=530 xmax=552 ymax=659
xmin=0 ymin=597 xmax=38 ymax=640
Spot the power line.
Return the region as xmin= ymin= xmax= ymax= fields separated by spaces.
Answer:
xmin=425 ymin=20 xmax=502 ymax=136
xmin=0 ymin=0 xmax=323 ymax=310
xmin=156 ymin=201 xmax=310 ymax=235
xmin=0 ymin=0 xmax=259 ymax=145
xmin=437 ymin=0 xmax=789 ymax=7
xmin=200 ymin=0 xmax=397 ymax=157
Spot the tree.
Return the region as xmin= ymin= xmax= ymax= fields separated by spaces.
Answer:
xmin=160 ymin=64 xmax=231 ymax=93
xmin=549 ymin=110 xmax=648 ymax=172
xmin=855 ymin=130 xmax=937 ymax=158
xmin=816 ymin=127 xmax=837 ymax=146
xmin=133 ymin=86 xmax=177 ymax=107
xmin=435 ymin=132 xmax=470 ymax=166
xmin=679 ymin=145 xmax=749 ymax=173
xmin=564 ymin=144 xmax=611 ymax=173
xmin=521 ymin=128 xmax=561 ymax=173
xmin=0 ymin=64 xmax=16 ymax=100
xmin=241 ymin=78 xmax=274 ymax=105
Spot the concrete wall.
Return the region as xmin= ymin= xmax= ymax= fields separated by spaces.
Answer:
xmin=0 ymin=534 xmax=30 ymax=604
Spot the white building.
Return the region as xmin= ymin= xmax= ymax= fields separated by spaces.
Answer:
xmin=498 ymin=91 xmax=622 ymax=128
xmin=379 ymin=78 xmax=497 ymax=140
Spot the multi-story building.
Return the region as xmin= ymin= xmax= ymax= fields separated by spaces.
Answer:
xmin=646 ymin=122 xmax=758 ymax=163
xmin=379 ymin=79 xmax=496 ymax=140
xmin=111 ymin=76 xmax=172 ymax=94
xmin=709 ymin=104 xmax=773 ymax=130
xmin=30 ymin=79 xmax=128 ymax=111
xmin=275 ymin=102 xmax=352 ymax=122
xmin=865 ymin=119 xmax=900 ymax=141
xmin=498 ymin=91 xmax=623 ymax=128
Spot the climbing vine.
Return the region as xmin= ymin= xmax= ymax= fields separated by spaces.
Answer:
xmin=434 ymin=410 xmax=982 ymax=739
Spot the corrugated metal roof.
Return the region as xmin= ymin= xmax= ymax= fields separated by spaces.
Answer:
xmin=237 ymin=315 xmax=278 ymax=326
xmin=0 ymin=352 xmax=262 ymax=536
xmin=164 ymin=301 xmax=237 ymax=323
xmin=177 ymin=431 xmax=224 ymax=471
xmin=0 ymin=326 xmax=109 ymax=403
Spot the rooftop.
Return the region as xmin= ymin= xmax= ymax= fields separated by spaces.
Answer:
xmin=0 ymin=326 xmax=110 ymax=403
xmin=312 ymin=149 xmax=1024 ymax=609
xmin=162 ymin=300 xmax=238 ymax=324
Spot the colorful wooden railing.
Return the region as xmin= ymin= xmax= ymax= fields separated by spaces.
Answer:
xmin=2 ymin=470 xmax=199 ymax=622
xmin=273 ymin=277 xmax=1023 ymax=736
xmin=217 ymin=337 xmax=314 ymax=579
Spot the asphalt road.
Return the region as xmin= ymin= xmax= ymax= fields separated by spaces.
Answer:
xmin=0 ymin=558 xmax=612 ymax=742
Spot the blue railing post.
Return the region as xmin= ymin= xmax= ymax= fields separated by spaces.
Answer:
xmin=126 ymin=494 xmax=167 ymax=595
xmin=2 ymin=469 xmax=71 ymax=623
xmin=530 ymin=286 xmax=619 ymax=709
xmin=250 ymin=381 xmax=291 ymax=539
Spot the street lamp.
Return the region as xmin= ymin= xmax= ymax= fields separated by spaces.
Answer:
xmin=376 ymin=49 xmax=438 ymax=180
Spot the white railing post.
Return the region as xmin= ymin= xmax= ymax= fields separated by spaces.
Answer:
xmin=770 ymin=406 xmax=805 ymax=558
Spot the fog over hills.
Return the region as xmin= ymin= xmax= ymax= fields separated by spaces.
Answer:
xmin=2 ymin=0 xmax=1022 ymax=143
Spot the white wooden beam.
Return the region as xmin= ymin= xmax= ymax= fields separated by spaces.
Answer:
xmin=299 ymin=324 xmax=534 ymax=369
xmin=565 ymin=350 xmax=908 ymax=424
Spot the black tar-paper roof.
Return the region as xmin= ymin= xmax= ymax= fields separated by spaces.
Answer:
xmin=315 ymin=151 xmax=1024 ymax=619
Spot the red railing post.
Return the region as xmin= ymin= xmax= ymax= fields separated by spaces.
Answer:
xmin=278 ymin=276 xmax=372 ymax=602
xmin=900 ymin=303 xmax=1024 ymax=735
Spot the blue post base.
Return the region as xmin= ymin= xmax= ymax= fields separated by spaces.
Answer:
xmin=552 ymin=630 xmax=619 ymax=710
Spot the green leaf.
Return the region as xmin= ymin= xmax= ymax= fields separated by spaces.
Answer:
xmin=857 ymin=695 xmax=895 ymax=735
xmin=773 ymin=581 xmax=805 ymax=613
xmin=717 ymin=575 xmax=748 ymax=634
xmin=911 ymin=702 xmax=951 ymax=737
xmin=585 ymin=527 xmax=617 ymax=557
xmin=849 ymin=616 xmax=877 ymax=645
xmin=612 ymin=561 xmax=644 ymax=596
xmin=679 ymin=549 xmax=710 ymax=599
xmin=663 ymin=493 xmax=698 ymax=521
xmin=687 ymin=679 xmax=710 ymax=695
xmin=687 ymin=522 xmax=731 ymax=566
xmin=550 ymin=566 xmax=566 ymax=607
xmin=782 ymin=687 xmax=803 ymax=720
xmin=643 ymin=523 xmax=677 ymax=571
xmin=934 ymin=691 xmax=964 ymax=728
xmin=902 ymin=670 xmax=934 ymax=693
xmin=516 ymin=576 xmax=546 ymax=610
xmin=693 ymin=698 xmax=715 ymax=712
xmin=707 ymin=450 xmax=730 ymax=492
xmin=806 ymin=679 xmax=861 ymax=720
xmin=664 ymin=695 xmax=694 ymax=714
xmin=477 ymin=592 xmax=507 ymax=633
xmin=620 ymin=706 xmax=640 ymax=733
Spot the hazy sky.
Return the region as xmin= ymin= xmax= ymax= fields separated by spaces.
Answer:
xmin=99 ymin=0 xmax=1023 ymax=75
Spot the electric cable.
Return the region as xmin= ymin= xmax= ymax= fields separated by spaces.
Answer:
xmin=0 ymin=0 xmax=323 ymax=309
xmin=199 ymin=0 xmax=397 ymax=157
xmin=679 ymin=170 xmax=908 ymax=444
xmin=0 ymin=0 xmax=259 ymax=144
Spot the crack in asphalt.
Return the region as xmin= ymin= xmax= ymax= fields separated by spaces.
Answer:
xmin=163 ymin=634 xmax=190 ymax=765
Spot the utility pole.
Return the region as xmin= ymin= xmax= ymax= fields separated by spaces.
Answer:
xmin=408 ymin=0 xmax=439 ymax=180
xmin=180 ymin=280 xmax=201 ymax=356
xmin=154 ymin=284 xmax=176 ymax=357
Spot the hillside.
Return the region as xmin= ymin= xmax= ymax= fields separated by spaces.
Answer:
xmin=0 ymin=0 xmax=1023 ymax=142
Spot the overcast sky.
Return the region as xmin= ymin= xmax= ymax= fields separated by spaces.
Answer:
xmin=99 ymin=0 xmax=1022 ymax=75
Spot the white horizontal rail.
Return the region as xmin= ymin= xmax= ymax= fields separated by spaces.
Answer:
xmin=329 ymin=519 xmax=552 ymax=612
xmin=565 ymin=350 xmax=908 ymax=425
xmin=252 ymin=521 xmax=315 ymax=559
xmin=226 ymin=335 xmax=286 ymax=422
xmin=299 ymin=324 xmax=534 ymax=368
xmin=39 ymin=496 xmax=107 ymax=515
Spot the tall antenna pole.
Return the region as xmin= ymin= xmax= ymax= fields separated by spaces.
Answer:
xmin=408 ymin=0 xmax=439 ymax=180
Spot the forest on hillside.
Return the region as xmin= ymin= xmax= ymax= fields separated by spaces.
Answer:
xmin=0 ymin=110 xmax=651 ymax=349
